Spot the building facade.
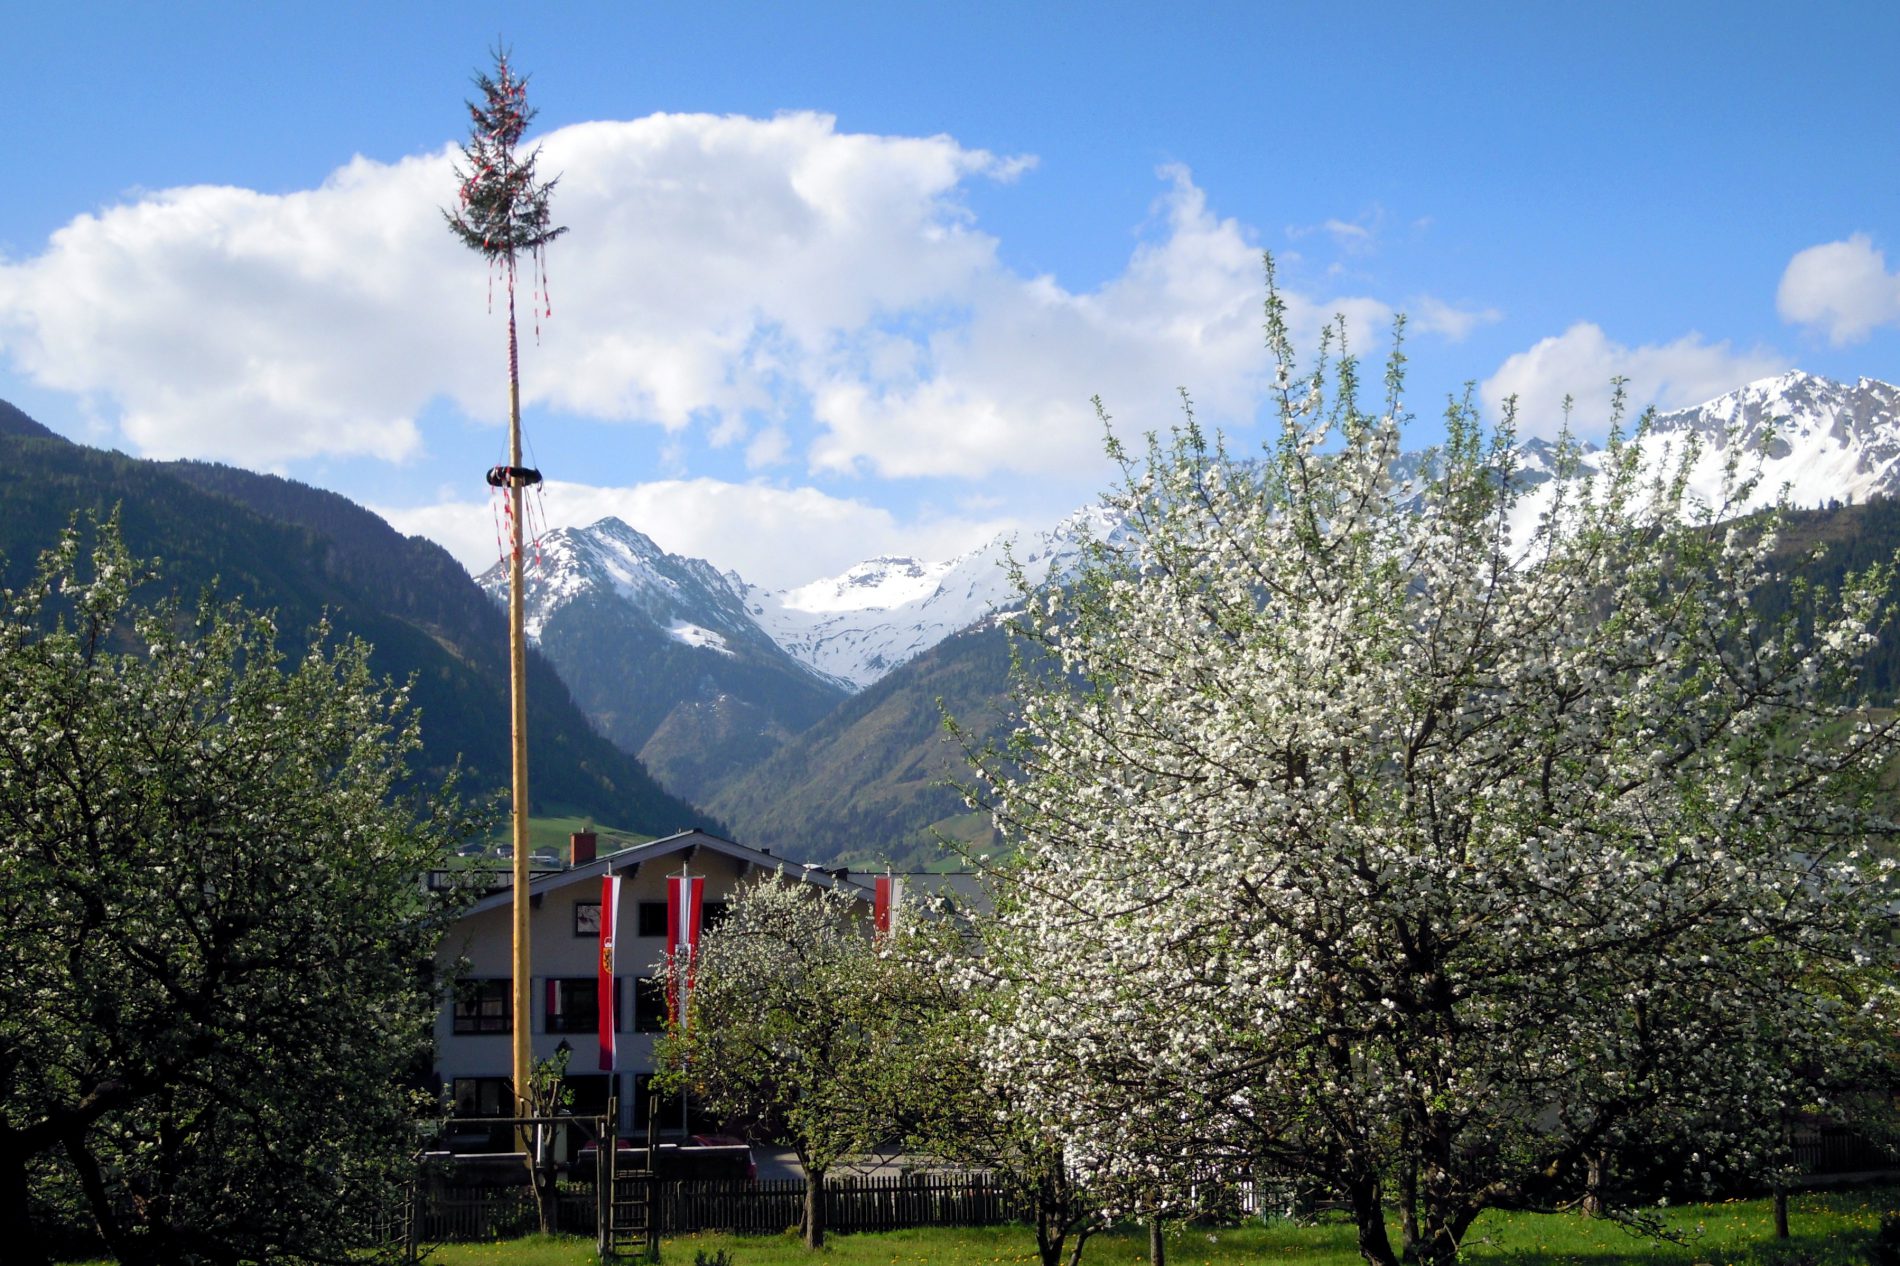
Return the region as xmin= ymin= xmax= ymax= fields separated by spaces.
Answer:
xmin=433 ymin=828 xmax=868 ymax=1141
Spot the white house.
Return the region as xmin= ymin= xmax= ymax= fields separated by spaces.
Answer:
xmin=432 ymin=827 xmax=870 ymax=1141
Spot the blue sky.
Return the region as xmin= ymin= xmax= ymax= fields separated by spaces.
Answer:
xmin=5 ymin=2 xmax=1896 ymax=588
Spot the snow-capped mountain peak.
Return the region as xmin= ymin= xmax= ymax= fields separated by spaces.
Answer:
xmin=480 ymin=515 xmax=751 ymax=644
xmin=1561 ymin=372 xmax=1900 ymax=519
xmin=498 ymin=374 xmax=1899 ymax=696
xmin=1654 ymin=371 xmax=1900 ymax=481
xmin=736 ymin=503 xmax=1134 ymax=691
xmin=777 ymin=556 xmax=955 ymax=614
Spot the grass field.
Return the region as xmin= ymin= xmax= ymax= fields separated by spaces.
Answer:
xmin=410 ymin=1186 xmax=1894 ymax=1266
xmin=470 ymin=816 xmax=653 ymax=859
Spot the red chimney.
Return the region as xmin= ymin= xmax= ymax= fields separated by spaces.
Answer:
xmin=570 ymin=831 xmax=597 ymax=866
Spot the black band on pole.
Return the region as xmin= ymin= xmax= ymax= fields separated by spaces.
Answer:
xmin=486 ymin=465 xmax=543 ymax=488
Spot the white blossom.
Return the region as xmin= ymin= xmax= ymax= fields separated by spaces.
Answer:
xmin=970 ymin=278 xmax=1900 ymax=1266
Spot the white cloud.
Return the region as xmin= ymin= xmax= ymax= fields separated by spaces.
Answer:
xmin=1482 ymin=323 xmax=1787 ymax=438
xmin=1287 ymin=294 xmax=1402 ymax=355
xmin=377 ymin=477 xmax=1015 ymax=592
xmin=808 ymin=167 xmax=1272 ymax=479
xmin=0 ymin=112 xmax=1490 ymax=501
xmin=1777 ymin=234 xmax=1900 ymax=345
xmin=0 ymin=113 xmax=1019 ymax=468
xmin=1409 ymin=295 xmax=1503 ymax=343
xmin=1286 ymin=207 xmax=1385 ymax=256
xmin=1322 ymin=218 xmax=1374 ymax=251
xmin=524 ymin=113 xmax=1014 ymax=435
xmin=0 ymin=158 xmax=472 ymax=463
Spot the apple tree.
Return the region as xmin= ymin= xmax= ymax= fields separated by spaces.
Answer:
xmin=0 ymin=519 xmax=477 ymax=1266
xmin=973 ymin=276 xmax=1900 ymax=1266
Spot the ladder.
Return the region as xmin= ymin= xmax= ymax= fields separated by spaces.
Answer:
xmin=597 ymin=1098 xmax=660 ymax=1261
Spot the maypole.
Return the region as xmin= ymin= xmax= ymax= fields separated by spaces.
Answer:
xmin=446 ymin=47 xmax=567 ymax=1121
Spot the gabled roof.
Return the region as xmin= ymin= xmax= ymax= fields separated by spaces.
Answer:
xmin=456 ymin=828 xmax=871 ymax=920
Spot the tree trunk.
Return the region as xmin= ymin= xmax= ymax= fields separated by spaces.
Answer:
xmin=1774 ymin=1113 xmax=1791 ymax=1239
xmin=1346 ymin=1168 xmax=1400 ymax=1266
xmin=1148 ymin=1218 xmax=1165 ymax=1266
xmin=1036 ymin=1200 xmax=1063 ymax=1266
xmin=63 ymin=1133 xmax=136 ymax=1266
xmin=533 ymin=1128 xmax=556 ymax=1236
xmin=1416 ymin=1196 xmax=1483 ymax=1266
xmin=0 ymin=1140 xmax=50 ymax=1266
xmin=803 ymin=1163 xmax=826 ymax=1250
xmin=1581 ymin=1150 xmax=1605 ymax=1217
xmin=1399 ymin=1150 xmax=1420 ymax=1262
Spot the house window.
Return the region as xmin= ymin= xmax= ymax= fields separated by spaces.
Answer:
xmin=574 ymin=902 xmax=601 ymax=937
xmin=546 ymin=977 xmax=621 ymax=1034
xmin=447 ymin=1076 xmax=516 ymax=1151
xmin=545 ymin=977 xmax=597 ymax=1034
xmin=632 ymin=1072 xmax=682 ymax=1128
xmin=563 ymin=1072 xmax=615 ymax=1118
xmin=450 ymin=1076 xmax=513 ymax=1117
xmin=637 ymin=899 xmax=728 ymax=937
xmin=633 ymin=976 xmax=670 ymax=1032
xmin=452 ymin=978 xmax=511 ymax=1034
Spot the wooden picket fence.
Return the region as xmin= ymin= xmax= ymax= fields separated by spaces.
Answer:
xmin=823 ymin=1171 xmax=1019 ymax=1232
xmin=659 ymin=1172 xmax=1018 ymax=1236
xmin=385 ymin=1137 xmax=1900 ymax=1250
xmin=1791 ymin=1122 xmax=1897 ymax=1176
xmin=399 ymin=1170 xmax=1018 ymax=1242
xmin=412 ymin=1183 xmax=598 ymax=1241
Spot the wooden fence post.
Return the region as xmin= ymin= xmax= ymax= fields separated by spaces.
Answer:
xmin=405 ymin=1174 xmax=422 ymax=1265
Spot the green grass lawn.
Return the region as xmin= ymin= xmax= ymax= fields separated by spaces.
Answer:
xmin=468 ymin=816 xmax=653 ymax=860
xmin=408 ymin=1186 xmax=1893 ymax=1266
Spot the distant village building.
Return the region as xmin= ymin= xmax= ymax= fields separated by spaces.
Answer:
xmin=433 ymin=828 xmax=869 ymax=1141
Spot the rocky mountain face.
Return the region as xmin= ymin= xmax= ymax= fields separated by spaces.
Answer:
xmin=477 ymin=518 xmax=849 ymax=810
xmin=1501 ymin=373 xmax=1900 ymax=539
xmin=491 ymin=372 xmax=1900 ymax=862
xmin=1648 ymin=372 xmax=1900 ymax=505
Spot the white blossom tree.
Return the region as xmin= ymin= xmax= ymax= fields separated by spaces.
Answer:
xmin=870 ymin=904 xmax=1111 ymax=1266
xmin=655 ymin=875 xmax=887 ymax=1250
xmin=0 ymin=517 xmax=478 ymax=1265
xmin=970 ymin=267 xmax=1900 ymax=1266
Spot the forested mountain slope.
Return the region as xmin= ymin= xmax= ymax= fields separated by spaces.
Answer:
xmin=0 ymin=405 xmax=712 ymax=835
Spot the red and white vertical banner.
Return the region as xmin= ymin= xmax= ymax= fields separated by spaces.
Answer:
xmin=597 ymin=872 xmax=622 ymax=1071
xmin=874 ymin=873 xmax=904 ymax=937
xmin=667 ymin=872 xmax=704 ymax=1030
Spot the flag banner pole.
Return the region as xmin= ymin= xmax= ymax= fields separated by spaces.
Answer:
xmin=598 ymin=871 xmax=622 ymax=1073
xmin=665 ymin=866 xmax=704 ymax=1137
xmin=875 ymin=871 xmax=904 ymax=938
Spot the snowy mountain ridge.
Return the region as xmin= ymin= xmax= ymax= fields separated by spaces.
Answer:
xmin=1630 ymin=371 xmax=1900 ymax=509
xmin=736 ymin=503 xmax=1126 ymax=690
xmin=500 ymin=371 xmax=1900 ymax=693
xmin=1500 ymin=372 xmax=1900 ymax=547
xmin=491 ymin=515 xmax=763 ymax=655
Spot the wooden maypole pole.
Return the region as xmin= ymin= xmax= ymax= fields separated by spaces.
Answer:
xmin=446 ymin=46 xmax=567 ymax=1120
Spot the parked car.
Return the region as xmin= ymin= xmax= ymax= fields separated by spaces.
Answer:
xmin=573 ymin=1134 xmax=757 ymax=1181
xmin=684 ymin=1134 xmax=758 ymax=1181
xmin=573 ymin=1135 xmax=642 ymax=1176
